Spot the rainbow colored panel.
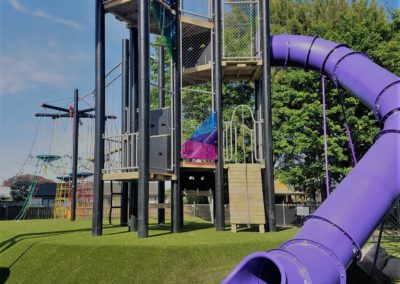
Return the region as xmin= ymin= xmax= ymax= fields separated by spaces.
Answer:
xmin=182 ymin=113 xmax=217 ymax=160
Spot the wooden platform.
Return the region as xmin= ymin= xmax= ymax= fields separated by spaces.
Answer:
xmin=182 ymin=60 xmax=263 ymax=86
xmin=103 ymin=0 xmax=213 ymax=34
xmin=227 ymin=163 xmax=266 ymax=233
xmin=104 ymin=0 xmax=160 ymax=34
xmin=102 ymin=171 xmax=176 ymax=181
xmin=222 ymin=60 xmax=263 ymax=81
xmin=181 ymin=161 xmax=215 ymax=169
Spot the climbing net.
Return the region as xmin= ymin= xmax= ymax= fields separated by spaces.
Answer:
xmin=11 ymin=78 xmax=106 ymax=220
xmin=13 ymin=154 xmax=70 ymax=221
xmin=179 ymin=3 xmax=216 ymax=161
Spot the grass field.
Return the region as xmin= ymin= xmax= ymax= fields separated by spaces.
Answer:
xmin=0 ymin=218 xmax=297 ymax=284
xmin=1 ymin=218 xmax=398 ymax=283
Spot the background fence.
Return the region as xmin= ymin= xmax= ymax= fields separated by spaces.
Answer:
xmin=0 ymin=204 xmax=317 ymax=226
xmin=0 ymin=206 xmax=53 ymax=220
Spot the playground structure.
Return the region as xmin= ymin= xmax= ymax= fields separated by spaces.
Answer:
xmin=89 ymin=0 xmax=400 ymax=283
xmin=53 ymin=172 xmax=94 ymax=219
xmin=14 ymin=154 xmax=68 ymax=220
xmin=93 ymin=0 xmax=276 ymax=237
xmin=13 ymin=87 xmax=117 ymax=221
xmin=36 ymin=90 xmax=120 ymax=220
xmin=35 ymin=96 xmax=98 ymax=220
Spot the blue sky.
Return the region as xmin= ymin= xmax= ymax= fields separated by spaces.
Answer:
xmin=0 ymin=0 xmax=128 ymax=181
xmin=0 ymin=0 xmax=399 ymax=183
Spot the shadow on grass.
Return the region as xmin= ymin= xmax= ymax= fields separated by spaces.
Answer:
xmin=1 ymin=242 xmax=37 ymax=283
xmin=0 ymin=221 xmax=128 ymax=254
xmin=0 ymin=268 xmax=9 ymax=283
xmin=145 ymin=221 xmax=216 ymax=237
xmin=235 ymin=225 xmax=291 ymax=233
xmin=0 ymin=228 xmax=91 ymax=254
xmin=181 ymin=221 xmax=215 ymax=232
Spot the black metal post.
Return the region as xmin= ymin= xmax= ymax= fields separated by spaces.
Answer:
xmin=120 ymin=39 xmax=129 ymax=226
xmin=138 ymin=0 xmax=150 ymax=238
xmin=122 ymin=39 xmax=130 ymax=134
xmin=255 ymin=80 xmax=263 ymax=171
xmin=213 ymin=0 xmax=225 ymax=231
xmin=172 ymin=0 xmax=183 ymax=233
xmin=158 ymin=45 xmax=165 ymax=108
xmin=260 ymin=0 xmax=276 ymax=232
xmin=79 ymin=107 xmax=96 ymax=114
xmin=92 ymin=0 xmax=105 ymax=236
xmin=40 ymin=103 xmax=70 ymax=113
xmin=158 ymin=45 xmax=166 ymax=225
xmin=129 ymin=27 xmax=139 ymax=232
xmin=71 ymin=89 xmax=79 ymax=221
xmin=371 ymin=221 xmax=385 ymax=277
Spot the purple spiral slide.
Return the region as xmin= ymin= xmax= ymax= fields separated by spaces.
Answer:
xmin=223 ymin=35 xmax=400 ymax=284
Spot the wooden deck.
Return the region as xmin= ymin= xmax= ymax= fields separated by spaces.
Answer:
xmin=103 ymin=0 xmax=213 ymax=34
xmin=102 ymin=171 xmax=176 ymax=181
xmin=182 ymin=60 xmax=263 ymax=86
xmin=103 ymin=0 xmax=159 ymax=33
xmin=181 ymin=161 xmax=216 ymax=169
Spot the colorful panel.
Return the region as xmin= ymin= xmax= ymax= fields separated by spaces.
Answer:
xmin=182 ymin=112 xmax=217 ymax=160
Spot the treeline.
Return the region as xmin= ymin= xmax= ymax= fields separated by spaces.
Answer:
xmin=154 ymin=0 xmax=399 ymax=199
xmin=269 ymin=0 xmax=399 ymax=198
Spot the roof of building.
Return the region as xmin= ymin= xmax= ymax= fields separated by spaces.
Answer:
xmin=0 ymin=186 xmax=12 ymax=199
xmin=274 ymin=180 xmax=305 ymax=195
xmin=35 ymin=183 xmax=57 ymax=197
xmin=1 ymin=183 xmax=69 ymax=200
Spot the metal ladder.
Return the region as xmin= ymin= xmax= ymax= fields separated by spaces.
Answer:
xmin=54 ymin=179 xmax=70 ymax=219
xmin=108 ymin=181 xmax=122 ymax=224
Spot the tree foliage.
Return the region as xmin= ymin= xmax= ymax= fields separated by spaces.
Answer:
xmin=269 ymin=0 xmax=399 ymax=198
xmin=217 ymin=0 xmax=399 ymax=197
xmin=3 ymin=175 xmax=54 ymax=201
xmin=160 ymin=1 xmax=399 ymax=199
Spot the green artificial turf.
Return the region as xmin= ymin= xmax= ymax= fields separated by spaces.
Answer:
xmin=0 ymin=218 xmax=297 ymax=284
xmin=2 ymin=218 xmax=398 ymax=283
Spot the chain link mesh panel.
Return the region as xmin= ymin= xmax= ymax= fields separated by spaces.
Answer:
xmin=181 ymin=20 xmax=215 ymax=148
xmin=182 ymin=23 xmax=213 ymax=87
xmin=222 ymin=0 xmax=260 ymax=60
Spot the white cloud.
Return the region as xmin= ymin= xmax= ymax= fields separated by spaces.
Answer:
xmin=0 ymin=43 xmax=92 ymax=96
xmin=9 ymin=0 xmax=82 ymax=30
xmin=0 ymin=56 xmax=65 ymax=94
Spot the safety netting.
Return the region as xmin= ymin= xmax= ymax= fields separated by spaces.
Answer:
xmin=222 ymin=0 xmax=260 ymax=60
xmin=180 ymin=2 xmax=215 ymax=161
xmin=151 ymin=0 xmax=177 ymax=55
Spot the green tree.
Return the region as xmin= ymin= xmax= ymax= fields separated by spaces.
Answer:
xmin=270 ymin=0 xmax=398 ymax=199
xmin=176 ymin=0 xmax=399 ymax=200
xmin=3 ymin=175 xmax=53 ymax=201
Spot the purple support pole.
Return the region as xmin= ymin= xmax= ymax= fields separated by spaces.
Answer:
xmin=223 ymin=35 xmax=400 ymax=284
xmin=321 ymin=75 xmax=330 ymax=198
xmin=345 ymin=123 xmax=358 ymax=165
xmin=338 ymin=87 xmax=358 ymax=166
